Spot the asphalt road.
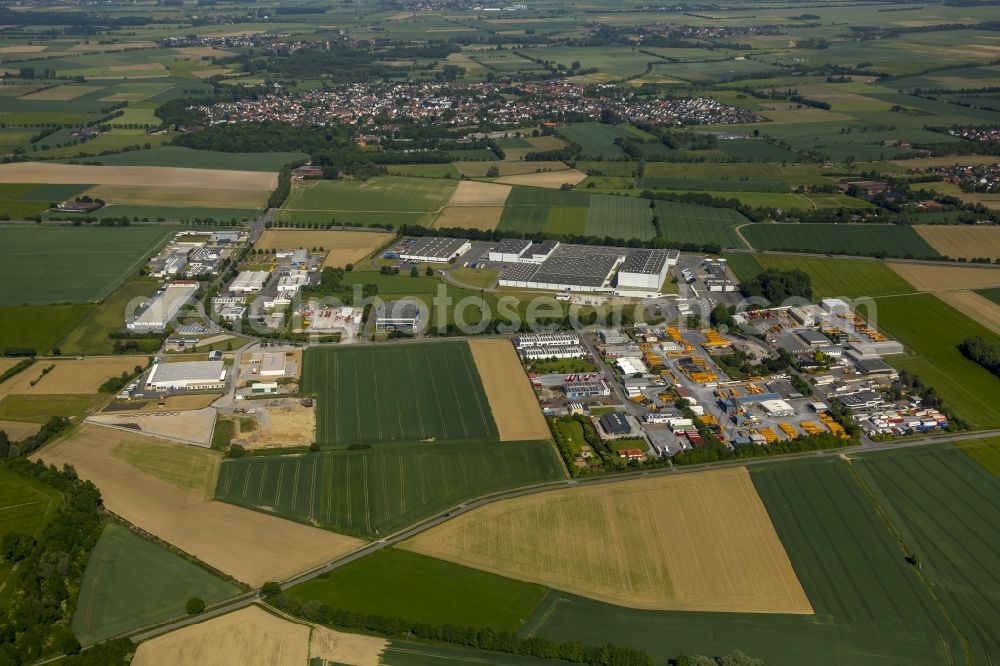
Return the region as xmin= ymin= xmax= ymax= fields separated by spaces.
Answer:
xmin=124 ymin=425 xmax=1000 ymax=645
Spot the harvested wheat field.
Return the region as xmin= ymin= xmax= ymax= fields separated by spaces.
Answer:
xmin=175 ymin=46 xmax=237 ymax=58
xmin=2 ymin=357 xmax=143 ymax=396
xmin=0 ymin=419 xmax=40 ymax=441
xmin=20 ymin=85 xmax=104 ymax=100
xmin=433 ymin=205 xmax=505 ymax=231
xmin=494 ymin=169 xmax=588 ymax=189
xmin=132 ymin=606 xmax=309 ymax=666
xmin=309 ymin=625 xmax=387 ymax=666
xmin=85 ymin=184 xmax=268 ymax=209
xmin=235 ymin=400 xmax=314 ymax=449
xmin=255 ymin=229 xmax=394 ymax=268
xmin=447 ymin=180 xmax=512 ymax=207
xmin=87 ymin=407 xmax=217 ymax=446
xmin=0 ymin=163 xmax=276 ymax=191
xmin=914 ymin=225 xmax=1000 ymax=260
xmin=402 ymin=467 xmax=810 ymax=613
xmin=469 ymin=339 xmax=550 ymax=442
xmin=36 ymin=426 xmax=362 ymax=585
xmin=941 ymin=290 xmax=1000 ymax=333
xmin=0 ymin=359 xmax=24 ymax=375
xmin=888 ymin=262 xmax=1000 ymax=292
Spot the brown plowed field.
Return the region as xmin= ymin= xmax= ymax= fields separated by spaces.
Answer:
xmin=402 ymin=467 xmax=811 ymax=613
xmin=0 ymin=163 xmax=276 ymax=190
xmin=914 ymin=225 xmax=1000 ymax=260
xmin=255 ymin=229 xmax=395 ymax=269
xmin=468 ymin=339 xmax=551 ymax=442
xmin=494 ymin=169 xmax=588 ymax=189
xmin=888 ymin=262 xmax=1000 ymax=291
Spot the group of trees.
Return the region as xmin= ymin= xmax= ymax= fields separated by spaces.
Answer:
xmin=0 ymin=416 xmax=71 ymax=458
xmin=959 ymin=336 xmax=1000 ymax=377
xmin=740 ymin=269 xmax=813 ymax=304
xmin=0 ymin=458 xmax=105 ymax=663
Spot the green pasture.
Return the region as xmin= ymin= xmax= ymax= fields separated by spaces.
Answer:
xmin=0 ymin=304 xmax=95 ymax=355
xmin=380 ymin=641 xmax=564 ymax=666
xmin=0 ymin=394 xmax=105 ymax=423
xmin=958 ymin=437 xmax=1000 ymax=479
xmin=70 ymin=205 xmax=259 ymax=222
xmin=654 ymin=200 xmax=748 ymax=248
xmin=741 ymin=224 xmax=940 ymax=259
xmin=497 ymin=186 xmax=590 ymax=235
xmin=278 ymin=176 xmax=455 ymax=227
xmin=215 ymin=439 xmax=564 ymax=538
xmin=855 ymin=445 xmax=1000 ymax=663
xmin=728 ymin=254 xmax=915 ymax=299
xmin=556 ymin=122 xmax=652 ymax=159
xmin=289 ymin=548 xmax=545 ymax=631
xmin=58 ymin=278 xmax=160 ymax=356
xmin=73 ymin=522 xmax=239 ymax=645
xmin=303 ymin=342 xmax=497 ymax=447
xmin=977 ymin=287 xmax=1000 ymax=306
xmin=78 ymin=146 xmax=304 ymax=170
xmin=0 ymin=468 xmax=62 ymax=604
xmin=522 ymin=457 xmax=964 ymax=665
xmin=875 ymin=293 xmax=1000 ymax=430
xmin=585 ymin=194 xmax=655 ymax=240
xmin=385 ymin=163 xmax=460 ymax=179
xmin=0 ymin=226 xmax=173 ymax=305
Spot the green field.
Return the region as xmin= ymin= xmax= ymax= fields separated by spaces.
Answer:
xmin=73 ymin=522 xmax=240 ymax=645
xmin=57 ymin=278 xmax=161 ymax=355
xmin=498 ymin=187 xmax=590 ymax=235
xmin=215 ymin=439 xmax=563 ymax=538
xmin=0 ymin=226 xmax=173 ymax=306
xmin=0 ymin=304 xmax=95 ymax=355
xmin=288 ymin=548 xmax=545 ymax=631
xmin=522 ymin=457 xmax=963 ymax=665
xmin=977 ymin=287 xmax=1000 ymax=306
xmin=79 ymin=146 xmax=306 ymax=171
xmin=585 ymin=194 xmax=654 ymax=240
xmin=0 ymin=468 xmax=62 ymax=604
xmin=959 ymin=436 xmax=1000 ymax=479
xmin=380 ymin=641 xmax=566 ymax=666
xmin=855 ymin=446 xmax=1000 ymax=663
xmin=654 ymin=200 xmax=748 ymax=248
xmin=556 ymin=122 xmax=651 ymax=159
xmin=0 ymin=394 xmax=105 ymax=423
xmin=277 ymin=176 xmax=456 ymax=228
xmin=58 ymin=205 xmax=259 ymax=223
xmin=724 ymin=254 xmax=915 ymax=299
xmin=742 ymin=224 xmax=941 ymax=259
xmin=303 ymin=342 xmax=497 ymax=447
xmin=875 ymin=294 xmax=1000 ymax=429
xmin=385 ymin=163 xmax=461 ymax=179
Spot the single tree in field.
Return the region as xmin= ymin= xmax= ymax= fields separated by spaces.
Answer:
xmin=186 ymin=597 xmax=205 ymax=614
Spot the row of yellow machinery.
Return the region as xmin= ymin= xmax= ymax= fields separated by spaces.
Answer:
xmin=851 ymin=313 xmax=887 ymax=342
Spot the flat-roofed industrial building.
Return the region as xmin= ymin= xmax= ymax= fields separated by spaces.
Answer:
xmin=615 ymin=249 xmax=672 ymax=296
xmin=398 ymin=237 xmax=471 ymax=263
xmin=230 ymin=270 xmax=270 ymax=294
xmin=126 ymin=282 xmax=199 ymax=334
xmin=145 ymin=360 xmax=227 ymax=391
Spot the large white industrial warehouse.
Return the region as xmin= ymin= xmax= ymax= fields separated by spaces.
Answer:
xmin=126 ymin=282 xmax=199 ymax=333
xmin=145 ymin=360 xmax=227 ymax=391
xmin=497 ymin=244 xmax=676 ymax=296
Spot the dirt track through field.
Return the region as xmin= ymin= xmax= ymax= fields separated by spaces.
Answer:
xmin=36 ymin=426 xmax=362 ymax=585
xmin=469 ymin=339 xmax=550 ymax=442
xmin=888 ymin=262 xmax=1000 ymax=292
xmin=132 ymin=606 xmax=309 ymax=666
xmin=402 ymin=467 xmax=811 ymax=613
xmin=255 ymin=229 xmax=394 ymax=269
xmin=913 ymin=225 xmax=1000 ymax=260
xmin=0 ymin=163 xmax=276 ymax=190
